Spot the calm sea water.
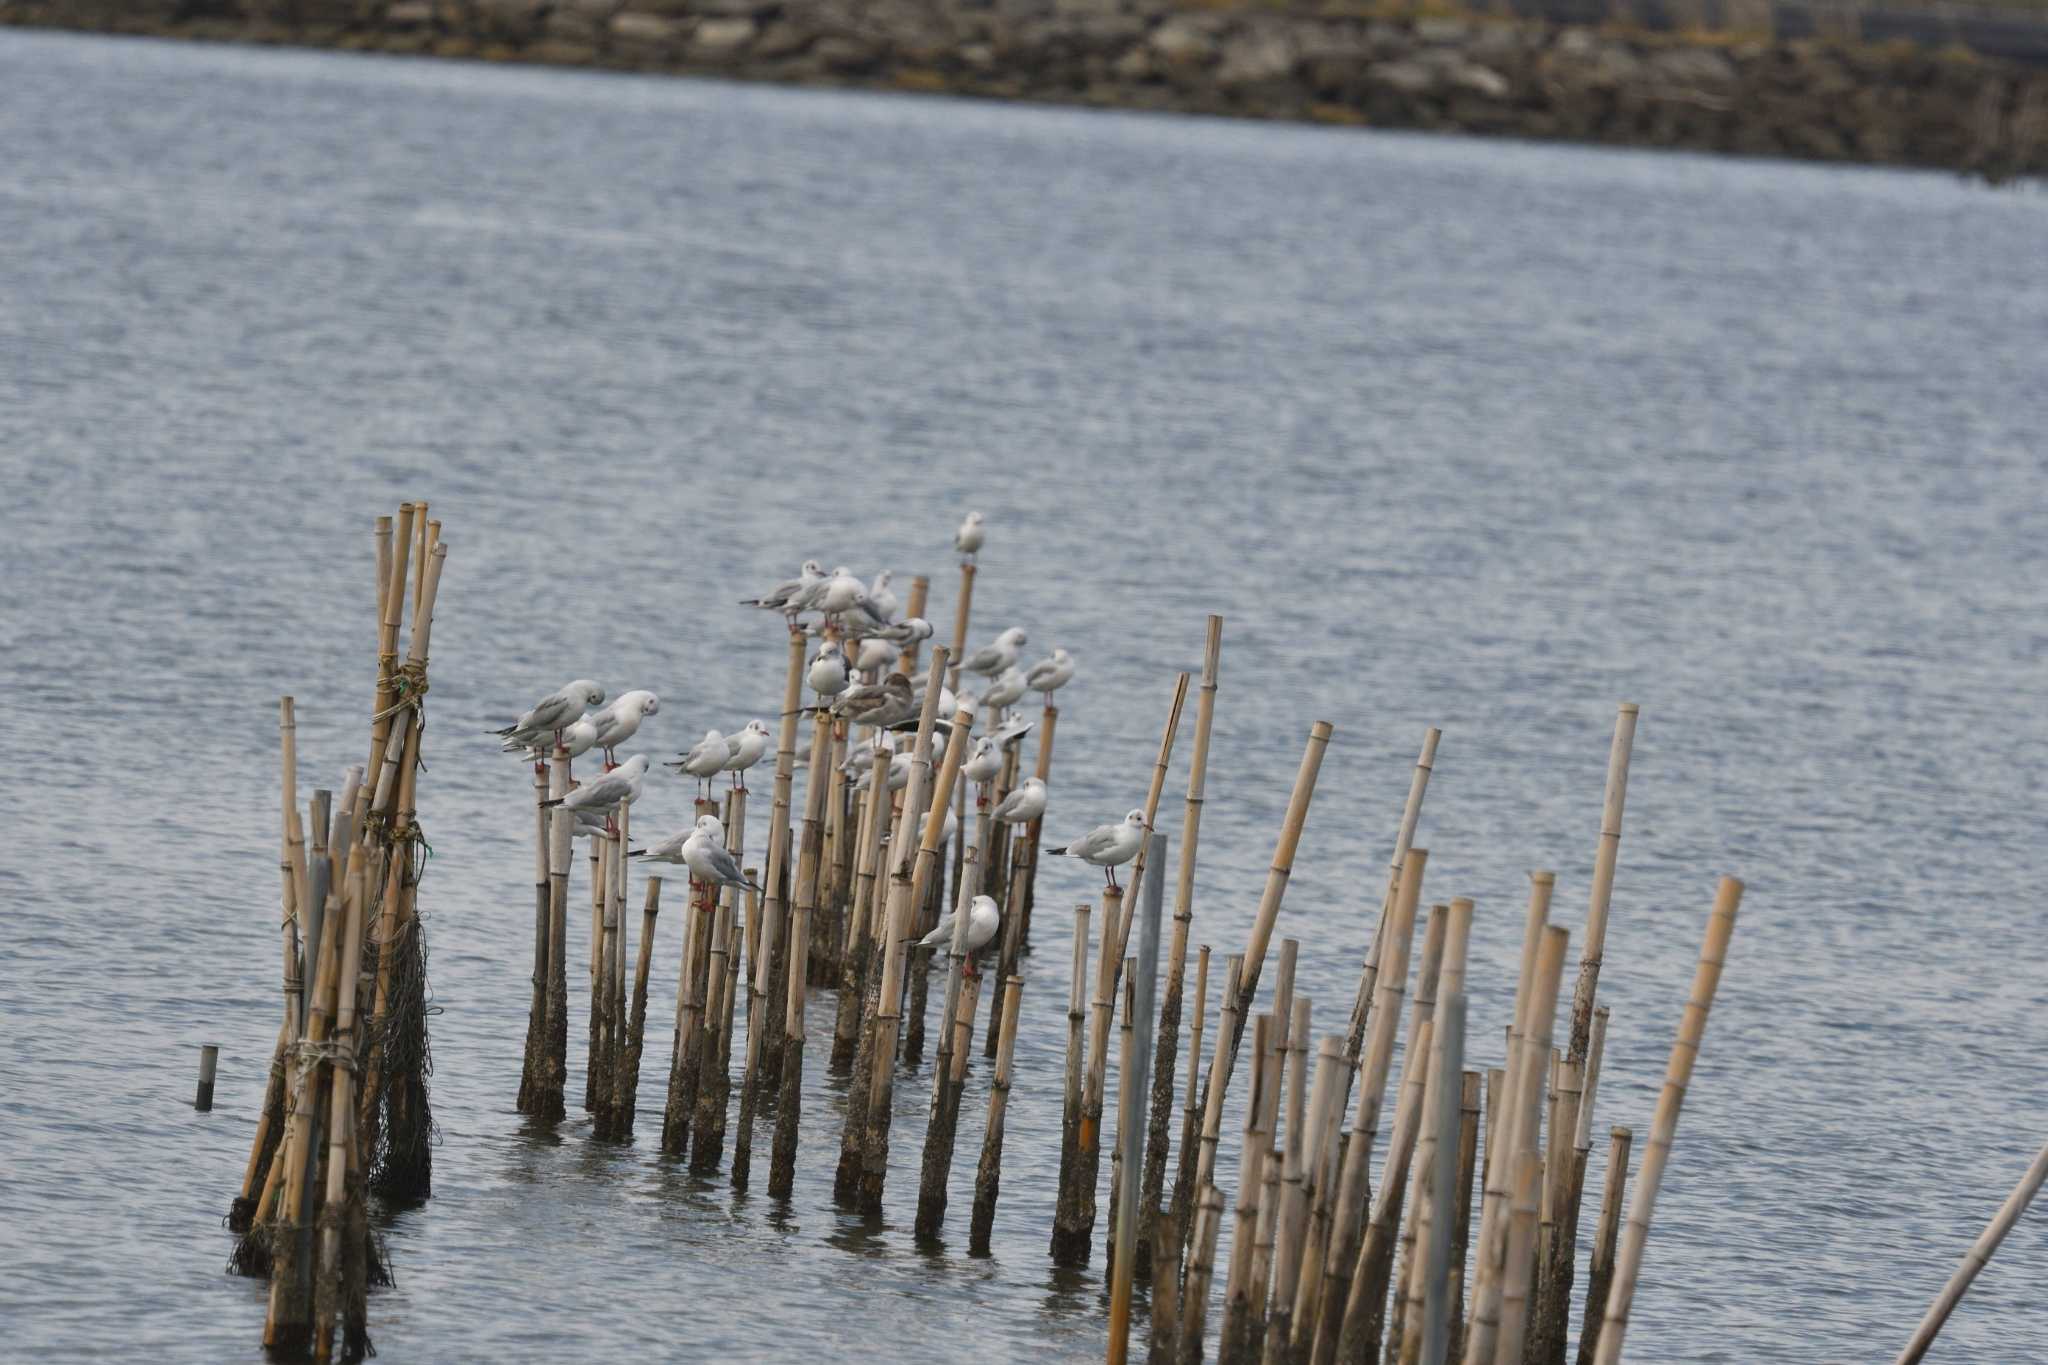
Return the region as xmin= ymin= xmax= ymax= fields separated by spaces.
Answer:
xmin=2 ymin=27 xmax=2045 ymax=1363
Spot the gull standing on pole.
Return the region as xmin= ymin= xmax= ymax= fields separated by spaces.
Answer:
xmin=1049 ymin=809 xmax=1146 ymax=888
xmin=962 ymin=736 xmax=1002 ymax=788
xmin=1024 ymin=647 xmax=1075 ymax=701
xmin=919 ymin=895 xmax=1001 ymax=976
xmin=980 ymin=666 xmax=1027 ymax=711
xmin=722 ymin=719 xmax=772 ymax=792
xmin=544 ymin=754 xmax=650 ymax=819
xmin=808 ymin=640 xmax=851 ymax=696
xmin=672 ymin=729 xmax=731 ymax=797
xmin=991 ymin=776 xmax=1047 ymax=827
xmin=741 ymin=561 xmax=825 ymax=617
xmin=955 ymin=511 xmax=985 ymax=561
xmin=489 ymin=679 xmax=606 ymax=749
xmin=868 ymin=570 xmax=901 ymax=621
xmin=588 ymin=689 xmax=659 ymax=766
xmin=853 ymin=635 xmax=902 ymax=674
xmin=683 ymin=814 xmax=756 ymax=892
xmin=960 ymin=627 xmax=1027 ymax=679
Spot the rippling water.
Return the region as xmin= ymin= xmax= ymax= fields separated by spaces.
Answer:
xmin=2 ymin=27 xmax=2045 ymax=1363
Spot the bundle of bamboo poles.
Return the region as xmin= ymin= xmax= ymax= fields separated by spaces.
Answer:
xmin=224 ymin=501 xmax=448 ymax=1363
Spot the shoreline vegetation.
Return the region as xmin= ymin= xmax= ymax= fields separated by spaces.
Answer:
xmin=5 ymin=3 xmax=2043 ymax=176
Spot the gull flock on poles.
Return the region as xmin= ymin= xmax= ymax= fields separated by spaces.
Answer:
xmin=207 ymin=500 xmax=2009 ymax=1365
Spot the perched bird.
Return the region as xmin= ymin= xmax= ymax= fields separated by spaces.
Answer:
xmin=853 ymin=635 xmax=902 ymax=674
xmin=722 ymin=719 xmax=772 ymax=791
xmin=673 ymin=728 xmax=731 ymax=796
xmin=808 ymin=641 xmax=851 ymax=697
xmin=986 ymin=715 xmax=1034 ymax=750
xmin=919 ymin=894 xmax=1001 ymax=975
xmin=962 ymin=736 xmax=1002 ymax=787
xmin=1050 ymin=809 xmax=1147 ymax=888
xmin=980 ymin=666 xmax=1027 ymax=710
xmin=630 ymin=821 xmax=694 ymax=864
xmin=840 ymin=738 xmax=882 ymax=779
xmin=570 ymin=807 xmax=613 ymax=840
xmin=588 ymin=690 xmax=659 ymax=766
xmin=554 ymin=716 xmax=600 ymax=761
xmin=955 ymin=511 xmax=986 ymax=559
xmin=992 ymin=776 xmax=1047 ymax=827
xmin=741 ymin=561 xmax=825 ymax=616
xmin=867 ymin=570 xmax=901 ymax=622
xmin=875 ymin=616 xmax=934 ymax=646
xmin=960 ymin=626 xmax=1027 ymax=678
xmin=490 ymin=679 xmax=606 ymax=749
xmin=543 ymin=755 xmax=650 ymax=819
xmin=831 ymin=673 xmax=915 ymax=728
xmin=683 ymin=815 xmax=755 ymax=892
xmin=1024 ymin=647 xmax=1075 ymax=700
xmin=856 ymin=750 xmax=914 ymax=794
xmin=811 ymin=566 xmax=866 ymax=618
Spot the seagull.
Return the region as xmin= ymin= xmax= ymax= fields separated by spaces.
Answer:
xmin=992 ymin=777 xmax=1047 ymax=826
xmin=489 ymin=679 xmax=606 ymax=749
xmin=741 ymin=561 xmax=825 ymax=617
xmin=979 ymin=666 xmax=1027 ymax=711
xmin=1024 ymin=648 xmax=1075 ymax=701
xmin=672 ymin=729 xmax=731 ymax=797
xmin=919 ymin=894 xmax=1001 ymax=975
xmin=962 ymin=736 xmax=1002 ymax=787
xmin=722 ymin=719 xmax=772 ymax=791
xmin=955 ymin=511 xmax=985 ymax=560
xmin=868 ymin=570 xmax=901 ymax=621
xmin=960 ymin=627 xmax=1027 ymax=679
xmin=832 ymin=674 xmax=915 ymax=728
xmin=875 ymin=616 xmax=934 ymax=647
xmin=987 ymin=715 xmax=1034 ymax=750
xmin=811 ymin=566 xmax=866 ymax=618
xmin=629 ymin=820 xmax=694 ymax=864
xmin=853 ymin=635 xmax=902 ymax=674
xmin=683 ymin=814 xmax=755 ymax=892
xmin=588 ymin=690 xmax=659 ymax=766
xmin=543 ymin=755 xmax=650 ymax=820
xmin=570 ymin=807 xmax=613 ymax=840
xmin=554 ymin=716 xmax=600 ymax=761
xmin=856 ymin=749 xmax=913 ymax=794
xmin=808 ymin=641 xmax=851 ymax=697
xmin=1049 ymin=808 xmax=1147 ymax=888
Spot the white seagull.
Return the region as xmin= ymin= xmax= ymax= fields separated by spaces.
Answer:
xmin=991 ymin=777 xmax=1046 ymax=826
xmin=683 ymin=814 xmax=754 ymax=892
xmin=722 ymin=719 xmax=772 ymax=791
xmin=955 ymin=511 xmax=985 ymax=559
xmin=1024 ymin=648 xmax=1075 ymax=700
xmin=919 ymin=894 xmax=1001 ymax=975
xmin=546 ymin=755 xmax=650 ymax=820
xmin=962 ymin=736 xmax=1002 ymax=787
xmin=490 ymin=679 xmax=606 ymax=749
xmin=741 ymin=561 xmax=825 ymax=616
xmin=960 ymin=627 xmax=1027 ymax=678
xmin=853 ymin=635 xmax=902 ymax=674
xmin=1050 ymin=808 xmax=1147 ymax=888
xmin=811 ymin=566 xmax=866 ymax=618
xmin=980 ymin=667 xmax=1027 ymax=711
xmin=808 ymin=641 xmax=851 ymax=697
xmin=673 ymin=729 xmax=731 ymax=796
xmin=589 ymin=690 xmax=659 ymax=766
xmin=867 ymin=570 xmax=901 ymax=621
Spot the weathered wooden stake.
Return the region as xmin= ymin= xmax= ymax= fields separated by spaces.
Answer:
xmin=969 ymin=974 xmax=1024 ymax=1256
xmin=1575 ymin=1127 xmax=1632 ymax=1365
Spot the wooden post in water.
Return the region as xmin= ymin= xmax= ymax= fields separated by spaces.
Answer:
xmin=536 ymin=744 xmax=572 ymax=1120
xmin=690 ymin=791 xmax=745 ymax=1170
xmin=1396 ymin=899 xmax=1475 ymax=1365
xmin=1053 ymin=902 xmax=1094 ymax=1256
xmin=1222 ymin=1014 xmax=1278 ymax=1363
xmin=854 ymin=662 xmax=962 ymax=1214
xmin=1188 ymin=954 xmax=1243 ymax=1266
xmin=1109 ymin=833 xmax=1167 ymax=1364
xmin=1591 ymin=878 xmax=1742 ymax=1365
xmin=617 ymin=876 xmax=660 ymax=1139
xmin=1307 ymin=848 xmax=1427 ymax=1365
xmin=1141 ymin=615 xmax=1222 ymax=1276
xmin=518 ymin=746 xmax=550 ymax=1113
xmin=1052 ymin=886 xmax=1121 ymax=1265
xmin=1417 ymin=997 xmax=1467 ymax=1365
xmin=969 ymin=974 xmax=1025 ymax=1256
xmin=984 ymin=830 xmax=1031 ymax=1060
xmin=1181 ymin=1185 xmax=1226 ymax=1365
xmin=1574 ymin=1128 xmax=1631 ymax=1365
xmin=916 ymin=837 xmax=984 ymax=1237
xmin=1167 ymin=945 xmax=1212 ymax=1251
xmin=1192 ymin=722 xmax=1332 ymax=1290
xmin=836 ymin=731 xmax=896 ymax=1069
xmin=1268 ymin=1032 xmax=1343 ymax=1364
xmin=1893 ymin=1139 xmax=2048 ymax=1364
xmin=1019 ymin=700 xmax=1058 ymax=951
xmin=757 ymin=627 xmax=809 ymax=1090
xmin=768 ymin=711 xmax=833 ymax=1195
xmin=1343 ymin=729 xmax=1442 ymax=1099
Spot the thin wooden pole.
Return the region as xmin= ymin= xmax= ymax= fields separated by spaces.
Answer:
xmin=1894 ymin=1139 xmax=2048 ymax=1364
xmin=1344 ymin=729 xmax=1442 ymax=1096
xmin=1417 ymin=997 xmax=1467 ymax=1365
xmin=536 ymin=745 xmax=571 ymax=1120
xmin=916 ymin=836 xmax=984 ymax=1237
xmin=1055 ymin=901 xmax=1095 ymax=1256
xmin=1020 ymin=700 xmax=1059 ymax=950
xmin=1448 ymin=1070 xmax=1484 ymax=1365
xmin=1142 ymin=615 xmax=1222 ymax=1276
xmin=769 ymin=711 xmax=833 ymax=1195
xmin=1567 ymin=706 xmax=1638 ymax=1066
xmin=1575 ymin=1128 xmax=1632 ymax=1365
xmin=1223 ymin=1014 xmax=1278 ymax=1362
xmin=1591 ymin=877 xmax=1743 ymax=1365
xmin=1268 ymin=1032 xmax=1343 ymax=1364
xmin=969 ymin=974 xmax=1025 ymax=1256
xmin=1181 ymin=1185 xmax=1226 ymax=1365
xmin=1109 ymin=833 xmax=1168 ymax=1364
xmin=1168 ymin=945 xmax=1213 ymax=1250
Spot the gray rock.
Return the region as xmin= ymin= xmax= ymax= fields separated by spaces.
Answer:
xmin=1412 ymin=17 xmax=1470 ymax=45
xmin=609 ymin=11 xmax=677 ymax=44
xmin=1444 ymin=60 xmax=1509 ymax=99
xmin=1149 ymin=16 xmax=1215 ymax=67
xmin=1216 ymin=28 xmax=1296 ymax=88
xmin=1367 ymin=59 xmax=1437 ymax=97
xmin=1650 ymin=46 xmax=1737 ymax=89
xmin=384 ymin=1 xmax=432 ymax=27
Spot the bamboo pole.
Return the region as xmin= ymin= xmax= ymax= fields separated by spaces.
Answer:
xmin=856 ymin=658 xmax=963 ymax=1214
xmin=617 ymin=875 xmax=660 ymax=1139
xmin=537 ymin=744 xmax=572 ymax=1120
xmin=1308 ymin=848 xmax=1427 ymax=1365
xmin=1262 ymin=994 xmax=1312 ymax=1357
xmin=661 ymin=846 xmax=710 ymax=1160
xmin=1053 ymin=884 xmax=1122 ymax=1265
xmin=759 ymin=627 xmax=809 ymax=1087
xmin=1335 ymin=1014 xmax=1435 ymax=1364
xmin=1567 ymin=706 xmax=1637 ymax=1067
xmin=1054 ymin=901 xmax=1095 ymax=1255
xmin=1462 ymin=924 xmax=1567 ymax=1365
xmin=768 ymin=711 xmax=833 ymax=1195
xmin=1397 ymin=899 xmax=1475 ymax=1365
xmin=945 ymin=562 xmax=975 ymax=694
xmin=1493 ymin=1153 xmax=1544 ymax=1365
xmin=1243 ymin=951 xmax=1299 ymax=1327
xmin=898 ymin=575 xmax=930 ymax=677
xmin=1894 ymin=1140 xmax=2048 ymax=1364
xmin=1190 ymin=954 xmax=1244 ymax=1270
xmin=1268 ymin=1033 xmax=1343 ymax=1365
xmin=1181 ymin=1185 xmax=1227 ymax=1365
xmin=1223 ymin=1014 xmax=1278 ymax=1363
xmin=1591 ymin=878 xmax=1742 ymax=1365
xmin=1169 ymin=945 xmax=1213 ymax=1249
xmin=1574 ymin=1129 xmax=1632 ymax=1365
xmin=969 ymin=974 xmax=1025 ymax=1256
xmin=836 ymin=729 xmax=895 ymax=1068
xmin=1416 ymin=997 xmax=1468 ymax=1365
xmin=1142 ymin=615 xmax=1222 ymax=1274
xmin=1448 ymin=1070 xmax=1482 ymax=1365
xmin=364 ymin=503 xmax=414 ymax=785
xmin=1020 ymin=701 xmax=1058 ymax=951
xmin=691 ymin=792 xmax=745 ymax=1170
xmin=1344 ymin=729 xmax=1442 ymax=1092
xmin=1109 ymin=833 xmax=1166 ymax=1364
xmin=916 ymin=838 xmax=984 ymax=1237
xmin=518 ymin=749 xmax=550 ymax=1113
xmin=984 ymin=832 xmax=1031 ymax=1060
xmin=1528 ymin=1053 xmax=1583 ymax=1365
xmin=312 ymin=848 xmax=369 ymax=1363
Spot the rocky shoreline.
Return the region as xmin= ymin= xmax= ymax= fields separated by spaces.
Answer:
xmin=5 ymin=0 xmax=2045 ymax=177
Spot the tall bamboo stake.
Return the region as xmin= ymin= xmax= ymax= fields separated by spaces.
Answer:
xmin=984 ymin=832 xmax=1031 ymax=1060
xmin=535 ymin=745 xmax=572 ymax=1120
xmin=759 ymin=627 xmax=808 ymax=1087
xmin=1054 ymin=902 xmax=1095 ymax=1255
xmin=616 ymin=876 xmax=660 ymax=1139
xmin=1575 ymin=1128 xmax=1632 ymax=1365
xmin=312 ymin=848 xmax=370 ymax=1363
xmin=1109 ymin=833 xmax=1167 ymax=1363
xmin=1415 ymin=998 xmax=1468 ymax=1365
xmin=898 ymin=575 xmax=930 ymax=677
xmin=916 ymin=837 xmax=984 ymax=1237
xmin=1344 ymin=729 xmax=1442 ymax=1094
xmin=1268 ymin=1033 xmax=1343 ymax=1365
xmin=1307 ymin=848 xmax=1427 ymax=1365
xmin=1142 ymin=614 xmax=1223 ymax=1275
xmin=1591 ymin=878 xmax=1742 ymax=1365
xmin=1447 ymin=1070 xmax=1481 ymax=1365
xmin=1223 ymin=1014 xmax=1278 ymax=1362
xmin=969 ymin=974 xmax=1025 ymax=1256
xmin=1493 ymin=1152 xmax=1544 ymax=1365
xmin=1020 ymin=701 xmax=1058 ymax=950
xmin=1396 ymin=899 xmax=1475 ymax=1365
xmin=1567 ymin=706 xmax=1637 ymax=1068
xmin=1053 ymin=885 xmax=1122 ymax=1265
xmin=1168 ymin=945 xmax=1212 ymax=1249
xmin=1335 ymin=1013 xmax=1435 ymax=1365
xmin=1190 ymin=954 xmax=1244 ymax=1269
xmin=768 ymin=711 xmax=833 ymax=1195
xmin=660 ymin=853 xmax=709 ymax=1160
xmin=691 ymin=792 xmax=746 ymax=1170
xmin=1894 ymin=1139 xmax=2048 ymax=1364
xmin=1181 ymin=1185 xmax=1226 ymax=1365
xmin=1529 ymin=1052 xmax=1584 ymax=1365
xmin=855 ymin=659 xmax=961 ymax=1214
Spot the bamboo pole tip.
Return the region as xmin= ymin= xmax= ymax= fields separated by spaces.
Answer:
xmin=1310 ymin=720 xmax=1334 ymax=739
xmin=1611 ymin=1125 xmax=1632 ymax=1140
xmin=1529 ymin=869 xmax=1556 ymax=886
xmin=1617 ymin=702 xmax=1639 ymax=715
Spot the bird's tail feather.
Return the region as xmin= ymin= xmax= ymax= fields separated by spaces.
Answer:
xmin=541 ymin=798 xmax=564 ymax=808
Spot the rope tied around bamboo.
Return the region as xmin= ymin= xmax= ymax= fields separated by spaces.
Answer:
xmin=369 ymin=661 xmax=431 ymax=723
